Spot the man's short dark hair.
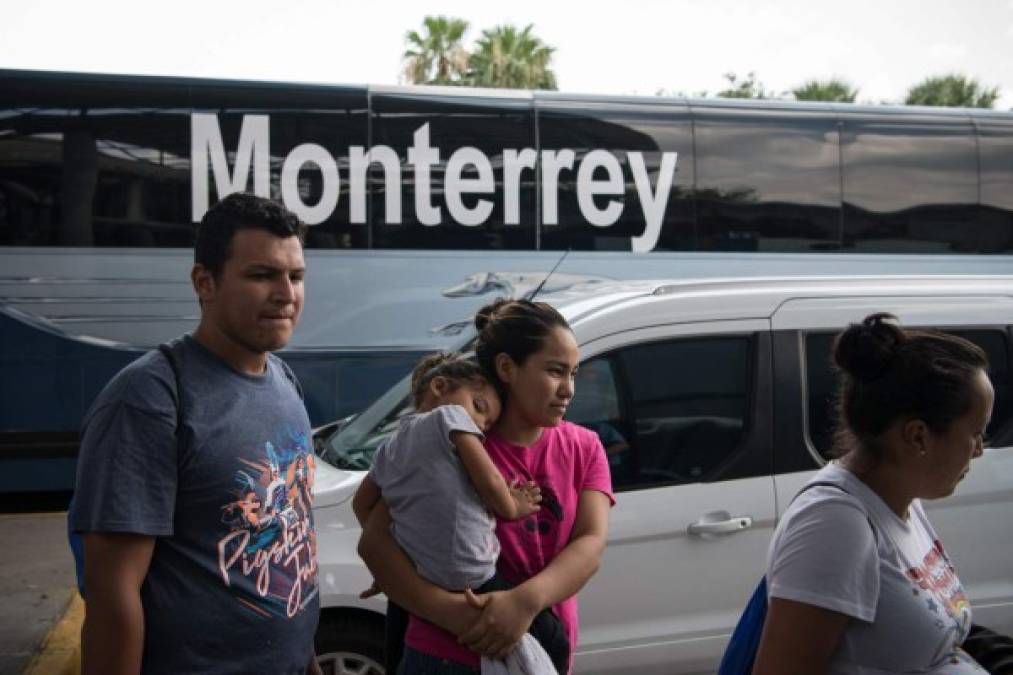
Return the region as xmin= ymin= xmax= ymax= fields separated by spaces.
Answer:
xmin=195 ymin=193 xmax=307 ymax=278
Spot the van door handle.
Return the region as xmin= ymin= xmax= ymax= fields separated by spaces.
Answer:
xmin=688 ymin=515 xmax=753 ymax=536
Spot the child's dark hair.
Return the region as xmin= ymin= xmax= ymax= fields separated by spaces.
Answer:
xmin=410 ymin=353 xmax=490 ymax=408
xmin=831 ymin=312 xmax=988 ymax=457
xmin=473 ymin=298 xmax=572 ymax=387
xmin=195 ymin=193 xmax=306 ymax=279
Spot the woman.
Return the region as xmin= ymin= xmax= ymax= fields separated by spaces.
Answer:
xmin=753 ymin=313 xmax=995 ymax=674
xmin=358 ymin=298 xmax=614 ymax=674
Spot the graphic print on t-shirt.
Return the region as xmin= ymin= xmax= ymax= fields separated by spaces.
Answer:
xmin=216 ymin=430 xmax=319 ymax=620
xmin=905 ymin=539 xmax=972 ymax=634
xmin=521 ymin=479 xmax=563 ymax=538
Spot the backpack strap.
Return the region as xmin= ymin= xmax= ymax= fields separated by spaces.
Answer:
xmin=157 ymin=341 xmax=186 ymax=456
xmin=274 ymin=356 xmax=304 ymax=400
xmin=791 ymin=478 xmax=878 ymax=545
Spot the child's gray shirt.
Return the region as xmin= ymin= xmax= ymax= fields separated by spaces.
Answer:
xmin=369 ymin=404 xmax=500 ymax=590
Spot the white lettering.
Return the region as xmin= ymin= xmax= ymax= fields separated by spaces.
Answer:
xmin=503 ymin=149 xmax=537 ymax=225
xmin=191 ymin=113 xmax=269 ymax=221
xmin=188 ymin=114 xmax=681 ymax=249
xmin=541 ymin=149 xmax=575 ymax=226
xmin=349 ymin=145 xmax=401 ymax=224
xmin=445 ymin=147 xmax=494 ymax=227
xmin=628 ymin=152 xmax=678 ymax=253
xmin=280 ymin=143 xmax=340 ymax=225
xmin=576 ymin=150 xmax=624 ymax=227
xmin=407 ymin=123 xmax=441 ymax=226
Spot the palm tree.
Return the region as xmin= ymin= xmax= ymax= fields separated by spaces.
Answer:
xmin=792 ymin=78 xmax=858 ymax=103
xmin=467 ymin=24 xmax=558 ymax=90
xmin=403 ymin=16 xmax=470 ymax=85
xmin=905 ymin=74 xmax=999 ymax=108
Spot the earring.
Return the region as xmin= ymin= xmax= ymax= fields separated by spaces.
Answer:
xmin=919 ymin=450 xmax=927 ymax=456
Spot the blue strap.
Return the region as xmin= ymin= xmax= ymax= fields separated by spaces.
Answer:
xmin=717 ymin=480 xmax=857 ymax=674
xmin=717 ymin=576 xmax=768 ymax=675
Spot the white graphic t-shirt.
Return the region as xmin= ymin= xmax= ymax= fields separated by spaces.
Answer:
xmin=768 ymin=463 xmax=984 ymax=674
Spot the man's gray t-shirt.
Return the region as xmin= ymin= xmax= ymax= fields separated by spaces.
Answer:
xmin=70 ymin=335 xmax=319 ymax=675
xmin=369 ymin=404 xmax=499 ymax=591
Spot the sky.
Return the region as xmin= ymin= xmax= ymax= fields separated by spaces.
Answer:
xmin=2 ymin=0 xmax=1012 ymax=109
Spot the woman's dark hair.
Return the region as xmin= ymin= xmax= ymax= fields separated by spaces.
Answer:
xmin=831 ymin=312 xmax=988 ymax=456
xmin=410 ymin=353 xmax=490 ymax=408
xmin=195 ymin=193 xmax=306 ymax=279
xmin=473 ymin=298 xmax=572 ymax=390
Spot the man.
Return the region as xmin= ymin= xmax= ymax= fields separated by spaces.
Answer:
xmin=70 ymin=193 xmax=322 ymax=674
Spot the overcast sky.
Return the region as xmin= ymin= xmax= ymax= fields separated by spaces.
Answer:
xmin=3 ymin=0 xmax=1012 ymax=109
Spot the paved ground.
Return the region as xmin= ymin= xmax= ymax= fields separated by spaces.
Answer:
xmin=0 ymin=512 xmax=76 ymax=675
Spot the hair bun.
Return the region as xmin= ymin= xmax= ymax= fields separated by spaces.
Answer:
xmin=833 ymin=312 xmax=906 ymax=381
xmin=474 ymin=298 xmax=511 ymax=332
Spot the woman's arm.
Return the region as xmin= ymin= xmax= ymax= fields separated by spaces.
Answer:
xmin=459 ymin=489 xmax=611 ymax=658
xmin=356 ymin=501 xmax=481 ymax=637
xmin=752 ymin=597 xmax=849 ymax=675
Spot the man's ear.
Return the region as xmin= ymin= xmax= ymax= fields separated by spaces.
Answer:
xmin=191 ymin=264 xmax=216 ymax=305
xmin=494 ymin=353 xmax=516 ymax=385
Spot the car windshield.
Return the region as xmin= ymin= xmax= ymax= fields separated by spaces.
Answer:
xmin=317 ymin=374 xmax=415 ymax=471
xmin=318 ymin=335 xmax=479 ymax=471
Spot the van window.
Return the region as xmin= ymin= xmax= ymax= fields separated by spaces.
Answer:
xmin=805 ymin=327 xmax=1013 ymax=460
xmin=587 ymin=336 xmax=752 ymax=490
xmin=566 ymin=357 xmax=631 ymax=478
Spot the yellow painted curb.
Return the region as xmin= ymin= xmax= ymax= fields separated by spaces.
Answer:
xmin=24 ymin=591 xmax=82 ymax=675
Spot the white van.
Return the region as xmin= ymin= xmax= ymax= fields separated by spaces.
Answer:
xmin=310 ymin=275 xmax=1013 ymax=675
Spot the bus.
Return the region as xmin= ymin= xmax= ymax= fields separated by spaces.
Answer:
xmin=2 ymin=68 xmax=1012 ymax=493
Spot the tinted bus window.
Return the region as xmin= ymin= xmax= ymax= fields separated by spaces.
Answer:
xmin=369 ymin=91 xmax=536 ymax=250
xmin=536 ymin=99 xmax=693 ymax=252
xmin=841 ymin=113 xmax=979 ymax=253
xmin=693 ymin=105 xmax=841 ymax=253
xmin=0 ymin=72 xmax=193 ymax=247
xmin=976 ymin=120 xmax=1013 ymax=253
xmin=190 ymin=82 xmax=369 ymax=249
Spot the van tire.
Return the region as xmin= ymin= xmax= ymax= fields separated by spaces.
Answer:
xmin=315 ymin=611 xmax=386 ymax=674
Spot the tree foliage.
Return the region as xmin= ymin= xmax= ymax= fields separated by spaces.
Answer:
xmin=468 ymin=24 xmax=557 ymax=90
xmin=792 ymin=78 xmax=858 ymax=103
xmin=402 ymin=16 xmax=471 ymax=86
xmin=717 ymin=72 xmax=772 ymax=99
xmin=904 ymin=74 xmax=999 ymax=108
xmin=402 ymin=17 xmax=557 ymax=90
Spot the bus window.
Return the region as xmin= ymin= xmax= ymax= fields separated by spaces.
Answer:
xmin=841 ymin=112 xmax=980 ymax=253
xmin=190 ymin=83 xmax=369 ymax=249
xmin=976 ymin=121 xmax=1013 ymax=253
xmin=693 ymin=105 xmax=842 ymax=253
xmin=369 ymin=91 xmax=537 ymax=250
xmin=535 ymin=99 xmax=694 ymax=252
xmin=0 ymin=73 xmax=193 ymax=247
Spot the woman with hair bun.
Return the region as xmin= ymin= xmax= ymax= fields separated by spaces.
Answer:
xmin=358 ymin=298 xmax=614 ymax=674
xmin=753 ymin=313 xmax=995 ymax=674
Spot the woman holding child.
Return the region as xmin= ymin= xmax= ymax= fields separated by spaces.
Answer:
xmin=356 ymin=298 xmax=614 ymax=674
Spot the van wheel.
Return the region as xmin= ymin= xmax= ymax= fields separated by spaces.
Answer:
xmin=315 ymin=613 xmax=386 ymax=675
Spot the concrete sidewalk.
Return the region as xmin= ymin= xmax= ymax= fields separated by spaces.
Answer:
xmin=0 ymin=512 xmax=78 ymax=675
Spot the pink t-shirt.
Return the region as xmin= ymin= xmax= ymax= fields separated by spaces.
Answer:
xmin=405 ymin=421 xmax=615 ymax=671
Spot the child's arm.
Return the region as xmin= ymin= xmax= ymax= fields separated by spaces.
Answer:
xmin=452 ymin=431 xmax=540 ymax=520
xmin=352 ymin=475 xmax=382 ymax=528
